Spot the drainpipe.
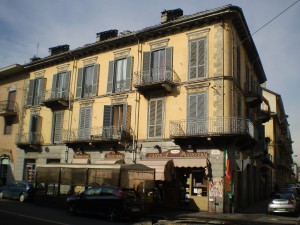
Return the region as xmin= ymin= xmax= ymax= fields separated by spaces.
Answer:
xmin=132 ymin=33 xmax=141 ymax=163
xmin=65 ymin=52 xmax=77 ymax=163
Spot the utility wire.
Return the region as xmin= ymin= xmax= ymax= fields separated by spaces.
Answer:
xmin=251 ymin=0 xmax=300 ymax=36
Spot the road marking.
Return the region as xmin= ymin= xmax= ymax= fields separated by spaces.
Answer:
xmin=0 ymin=209 xmax=70 ymax=225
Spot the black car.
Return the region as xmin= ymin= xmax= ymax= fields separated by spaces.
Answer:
xmin=66 ymin=186 xmax=142 ymax=221
xmin=0 ymin=181 xmax=35 ymax=202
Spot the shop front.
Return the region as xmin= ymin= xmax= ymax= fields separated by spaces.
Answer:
xmin=139 ymin=149 xmax=209 ymax=211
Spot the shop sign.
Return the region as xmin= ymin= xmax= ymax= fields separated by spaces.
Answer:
xmin=105 ymin=151 xmax=125 ymax=158
xmin=145 ymin=149 xmax=208 ymax=158
xmin=74 ymin=151 xmax=90 ymax=159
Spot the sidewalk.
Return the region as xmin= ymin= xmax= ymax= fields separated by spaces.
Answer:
xmin=135 ymin=199 xmax=281 ymax=224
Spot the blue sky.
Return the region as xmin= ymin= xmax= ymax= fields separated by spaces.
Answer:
xmin=1 ymin=0 xmax=300 ymax=164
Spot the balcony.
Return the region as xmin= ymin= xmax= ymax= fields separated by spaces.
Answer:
xmin=63 ymin=126 xmax=132 ymax=149
xmin=0 ymin=100 xmax=18 ymax=116
xmin=15 ymin=133 xmax=43 ymax=149
xmin=42 ymin=89 xmax=70 ymax=109
xmin=170 ymin=117 xmax=257 ymax=149
xmin=134 ymin=67 xmax=180 ymax=94
xmin=245 ymin=83 xmax=262 ymax=108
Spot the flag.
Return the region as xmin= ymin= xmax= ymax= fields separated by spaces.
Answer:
xmin=225 ymin=150 xmax=231 ymax=180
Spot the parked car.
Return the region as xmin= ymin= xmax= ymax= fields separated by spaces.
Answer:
xmin=267 ymin=194 xmax=298 ymax=215
xmin=279 ymin=187 xmax=300 ymax=201
xmin=66 ymin=186 xmax=143 ymax=221
xmin=0 ymin=181 xmax=36 ymax=202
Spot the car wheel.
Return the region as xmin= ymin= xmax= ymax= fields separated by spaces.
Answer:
xmin=19 ymin=194 xmax=25 ymax=202
xmin=67 ymin=203 xmax=77 ymax=216
xmin=0 ymin=191 xmax=3 ymax=199
xmin=107 ymin=207 xmax=119 ymax=221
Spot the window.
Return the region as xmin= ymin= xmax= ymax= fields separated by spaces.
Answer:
xmin=189 ymin=38 xmax=207 ymax=80
xmin=142 ymin=47 xmax=173 ymax=83
xmin=187 ymin=92 xmax=207 ymax=135
xmin=102 ymin=104 xmax=131 ymax=139
xmin=78 ymin=107 xmax=92 ymax=140
xmin=51 ymin=72 xmax=70 ymax=99
xmin=76 ymin=64 xmax=99 ymax=98
xmin=23 ymin=159 xmax=35 ymax=182
xmin=7 ymin=91 xmax=16 ymax=111
xmin=107 ymin=57 xmax=132 ymax=93
xmin=27 ymin=78 xmax=46 ymax=106
xmin=148 ymin=98 xmax=164 ymax=139
xmin=52 ymin=111 xmax=64 ymax=143
xmin=4 ymin=117 xmax=13 ymax=134
xmin=29 ymin=114 xmax=42 ymax=144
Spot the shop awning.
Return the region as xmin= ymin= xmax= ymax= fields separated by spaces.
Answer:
xmin=173 ymin=158 xmax=207 ymax=168
xmin=140 ymin=160 xmax=173 ymax=181
xmin=95 ymin=159 xmax=125 ymax=165
xmin=71 ymin=158 xmax=91 ymax=164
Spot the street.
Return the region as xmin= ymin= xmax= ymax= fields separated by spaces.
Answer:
xmin=1 ymin=198 xmax=300 ymax=225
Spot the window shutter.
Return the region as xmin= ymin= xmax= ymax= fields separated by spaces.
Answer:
xmin=76 ymin=68 xmax=84 ymax=98
xmin=237 ymin=47 xmax=241 ymax=85
xmin=92 ymin=64 xmax=99 ymax=96
xmin=52 ymin=111 xmax=63 ymax=143
xmin=125 ymin=57 xmax=133 ymax=91
xmin=107 ymin=61 xmax=114 ymax=93
xmin=198 ymin=38 xmax=206 ymax=79
xmin=27 ymin=80 xmax=35 ymax=106
xmin=148 ymin=98 xmax=164 ymax=138
xmin=37 ymin=78 xmax=46 ymax=105
xmin=65 ymin=71 xmax=71 ymax=92
xmin=188 ymin=94 xmax=197 ymax=122
xmin=198 ymin=93 xmax=207 ymax=118
xmin=122 ymin=104 xmax=131 ymax=130
xmin=102 ymin=105 xmax=112 ymax=139
xmin=79 ymin=107 xmax=91 ymax=139
xmin=51 ymin=74 xmax=58 ymax=99
xmin=189 ymin=38 xmax=207 ymax=80
xmin=165 ymin=47 xmax=173 ymax=80
xmin=142 ymin=51 xmax=151 ymax=78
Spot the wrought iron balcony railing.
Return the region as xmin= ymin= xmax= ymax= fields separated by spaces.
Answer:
xmin=43 ymin=89 xmax=70 ymax=102
xmin=15 ymin=132 xmax=44 ymax=146
xmin=63 ymin=126 xmax=132 ymax=143
xmin=170 ymin=117 xmax=255 ymax=139
xmin=0 ymin=100 xmax=18 ymax=115
xmin=134 ymin=66 xmax=180 ymax=87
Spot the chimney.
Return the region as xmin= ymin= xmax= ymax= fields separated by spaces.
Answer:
xmin=30 ymin=56 xmax=41 ymax=63
xmin=96 ymin=29 xmax=118 ymax=42
xmin=48 ymin=44 xmax=70 ymax=56
xmin=161 ymin=8 xmax=183 ymax=23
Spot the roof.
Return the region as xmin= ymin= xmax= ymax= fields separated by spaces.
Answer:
xmin=0 ymin=64 xmax=25 ymax=78
xmin=3 ymin=5 xmax=266 ymax=83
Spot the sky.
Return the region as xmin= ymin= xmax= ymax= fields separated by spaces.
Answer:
xmin=0 ymin=0 xmax=300 ymax=164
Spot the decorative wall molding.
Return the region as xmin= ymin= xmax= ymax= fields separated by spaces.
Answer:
xmin=114 ymin=48 xmax=131 ymax=58
xmin=186 ymin=28 xmax=210 ymax=40
xmin=57 ymin=64 xmax=70 ymax=73
xmin=110 ymin=94 xmax=128 ymax=104
xmin=185 ymin=82 xmax=210 ymax=93
xmin=149 ymin=38 xmax=170 ymax=50
xmin=34 ymin=70 xmax=45 ymax=78
xmin=79 ymin=99 xmax=95 ymax=107
xmin=83 ymin=56 xmax=98 ymax=66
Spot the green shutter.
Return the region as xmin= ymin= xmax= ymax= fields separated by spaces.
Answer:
xmin=165 ymin=47 xmax=173 ymax=81
xmin=79 ymin=107 xmax=91 ymax=139
xmin=51 ymin=74 xmax=58 ymax=99
xmin=102 ymin=105 xmax=112 ymax=139
xmin=27 ymin=80 xmax=35 ymax=106
xmin=65 ymin=71 xmax=71 ymax=96
xmin=76 ymin=68 xmax=84 ymax=98
xmin=52 ymin=111 xmax=63 ymax=143
xmin=125 ymin=57 xmax=133 ymax=91
xmin=92 ymin=64 xmax=99 ymax=96
xmin=107 ymin=61 xmax=114 ymax=93
xmin=142 ymin=51 xmax=151 ymax=80
xmin=148 ymin=98 xmax=164 ymax=138
xmin=189 ymin=38 xmax=207 ymax=80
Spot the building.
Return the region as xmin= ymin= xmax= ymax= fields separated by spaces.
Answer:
xmin=1 ymin=5 xmax=290 ymax=213
xmin=0 ymin=64 xmax=28 ymax=184
xmin=262 ymin=88 xmax=294 ymax=188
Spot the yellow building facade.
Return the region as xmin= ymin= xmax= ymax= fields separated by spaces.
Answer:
xmin=1 ymin=6 xmax=284 ymax=213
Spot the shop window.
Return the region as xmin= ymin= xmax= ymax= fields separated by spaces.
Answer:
xmin=23 ymin=159 xmax=36 ymax=182
xmin=191 ymin=169 xmax=207 ymax=196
